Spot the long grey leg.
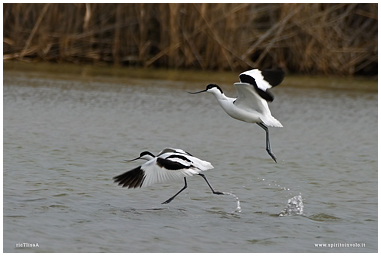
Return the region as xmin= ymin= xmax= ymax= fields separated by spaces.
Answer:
xmin=162 ymin=177 xmax=188 ymax=204
xmin=257 ymin=123 xmax=277 ymax=163
xmin=198 ymin=174 xmax=224 ymax=195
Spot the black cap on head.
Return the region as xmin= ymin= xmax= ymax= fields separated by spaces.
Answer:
xmin=188 ymin=84 xmax=223 ymax=94
xmin=140 ymin=151 xmax=155 ymax=158
xmin=206 ymin=84 xmax=223 ymax=93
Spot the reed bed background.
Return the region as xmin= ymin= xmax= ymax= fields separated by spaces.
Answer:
xmin=3 ymin=3 xmax=378 ymax=75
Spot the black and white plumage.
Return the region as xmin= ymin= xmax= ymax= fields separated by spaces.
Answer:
xmin=113 ymin=148 xmax=223 ymax=204
xmin=188 ymin=69 xmax=285 ymax=162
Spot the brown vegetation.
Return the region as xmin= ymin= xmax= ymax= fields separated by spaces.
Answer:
xmin=3 ymin=3 xmax=378 ymax=75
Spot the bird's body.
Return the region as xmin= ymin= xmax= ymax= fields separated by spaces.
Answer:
xmin=114 ymin=148 xmax=223 ymax=204
xmin=207 ymin=82 xmax=282 ymax=127
xmin=189 ymin=69 xmax=285 ymax=162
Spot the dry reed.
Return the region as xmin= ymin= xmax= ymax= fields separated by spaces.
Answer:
xmin=3 ymin=3 xmax=378 ymax=75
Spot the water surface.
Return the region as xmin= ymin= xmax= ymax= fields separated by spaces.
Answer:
xmin=3 ymin=66 xmax=377 ymax=252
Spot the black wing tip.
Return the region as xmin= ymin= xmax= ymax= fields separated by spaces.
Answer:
xmin=260 ymin=69 xmax=285 ymax=87
xmin=239 ymin=69 xmax=285 ymax=88
xmin=113 ymin=166 xmax=145 ymax=188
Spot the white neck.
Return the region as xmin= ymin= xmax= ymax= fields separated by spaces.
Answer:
xmin=141 ymin=155 xmax=155 ymax=161
xmin=209 ymin=90 xmax=230 ymax=101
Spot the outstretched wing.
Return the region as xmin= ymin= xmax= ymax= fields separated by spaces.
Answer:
xmin=113 ymin=153 xmax=213 ymax=189
xmin=113 ymin=165 xmax=146 ymax=188
xmin=233 ymin=82 xmax=283 ymax=127
xmin=239 ymin=69 xmax=284 ymax=102
xmin=233 ymin=82 xmax=270 ymax=115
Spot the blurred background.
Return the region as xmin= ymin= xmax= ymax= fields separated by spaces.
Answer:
xmin=3 ymin=3 xmax=378 ymax=76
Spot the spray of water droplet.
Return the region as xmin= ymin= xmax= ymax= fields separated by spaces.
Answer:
xmin=222 ymin=192 xmax=241 ymax=213
xmin=279 ymin=194 xmax=304 ymax=217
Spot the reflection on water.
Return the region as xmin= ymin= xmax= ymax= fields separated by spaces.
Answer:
xmin=3 ymin=67 xmax=377 ymax=252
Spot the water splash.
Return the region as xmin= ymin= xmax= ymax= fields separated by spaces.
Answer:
xmin=279 ymin=194 xmax=304 ymax=216
xmin=222 ymin=192 xmax=241 ymax=213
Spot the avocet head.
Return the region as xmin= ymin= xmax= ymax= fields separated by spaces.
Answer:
xmin=127 ymin=151 xmax=155 ymax=162
xmin=188 ymin=84 xmax=224 ymax=95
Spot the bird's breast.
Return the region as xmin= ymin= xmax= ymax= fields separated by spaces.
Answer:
xmin=219 ymin=101 xmax=262 ymax=123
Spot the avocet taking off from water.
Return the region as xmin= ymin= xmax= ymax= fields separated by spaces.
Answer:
xmin=113 ymin=148 xmax=224 ymax=204
xmin=189 ymin=69 xmax=285 ymax=162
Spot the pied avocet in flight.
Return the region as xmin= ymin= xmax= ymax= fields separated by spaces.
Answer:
xmin=189 ymin=69 xmax=285 ymax=162
xmin=113 ymin=148 xmax=224 ymax=204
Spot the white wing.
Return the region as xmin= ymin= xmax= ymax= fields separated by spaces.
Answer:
xmin=240 ymin=69 xmax=272 ymax=91
xmin=233 ymin=83 xmax=282 ymax=127
xmin=239 ymin=69 xmax=285 ymax=102
xmin=114 ymin=150 xmax=214 ymax=189
xmin=141 ymin=153 xmax=213 ymax=187
xmin=233 ymin=82 xmax=269 ymax=114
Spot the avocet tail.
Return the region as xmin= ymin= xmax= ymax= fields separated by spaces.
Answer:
xmin=261 ymin=116 xmax=283 ymax=128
